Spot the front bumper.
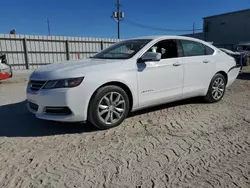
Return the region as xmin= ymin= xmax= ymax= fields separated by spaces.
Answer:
xmin=26 ymin=86 xmax=88 ymax=122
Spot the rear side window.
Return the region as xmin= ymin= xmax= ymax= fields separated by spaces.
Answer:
xmin=205 ymin=45 xmax=215 ymax=55
xmin=180 ymin=40 xmax=206 ymax=57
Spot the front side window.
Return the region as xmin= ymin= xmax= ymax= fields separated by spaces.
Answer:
xmin=92 ymin=39 xmax=151 ymax=59
xmin=181 ymin=40 xmax=206 ymax=57
xmin=147 ymin=39 xmax=178 ymax=59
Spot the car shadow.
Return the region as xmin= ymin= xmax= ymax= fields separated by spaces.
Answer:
xmin=128 ymin=97 xmax=204 ymax=117
xmin=237 ymin=72 xmax=250 ymax=80
xmin=0 ymin=97 xmax=205 ymax=137
xmin=0 ymin=101 xmax=98 ymax=137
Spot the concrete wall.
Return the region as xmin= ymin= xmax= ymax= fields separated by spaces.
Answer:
xmin=0 ymin=34 xmax=119 ymax=70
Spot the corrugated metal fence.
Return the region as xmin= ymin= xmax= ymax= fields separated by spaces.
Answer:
xmin=0 ymin=34 xmax=119 ymax=70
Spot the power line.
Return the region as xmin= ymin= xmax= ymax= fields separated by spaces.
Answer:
xmin=111 ymin=1 xmax=202 ymax=34
xmin=122 ymin=19 xmax=202 ymax=32
xmin=121 ymin=19 xmax=202 ymax=33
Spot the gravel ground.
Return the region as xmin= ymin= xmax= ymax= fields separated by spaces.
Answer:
xmin=0 ymin=68 xmax=250 ymax=188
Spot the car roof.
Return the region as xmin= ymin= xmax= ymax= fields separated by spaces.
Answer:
xmin=129 ymin=35 xmax=207 ymax=43
xmin=131 ymin=35 xmax=193 ymax=40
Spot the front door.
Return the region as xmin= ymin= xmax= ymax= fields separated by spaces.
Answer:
xmin=137 ymin=39 xmax=184 ymax=107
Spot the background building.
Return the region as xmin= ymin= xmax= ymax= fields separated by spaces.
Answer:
xmin=185 ymin=9 xmax=250 ymax=50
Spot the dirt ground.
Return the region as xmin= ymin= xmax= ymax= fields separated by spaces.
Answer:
xmin=0 ymin=68 xmax=250 ymax=188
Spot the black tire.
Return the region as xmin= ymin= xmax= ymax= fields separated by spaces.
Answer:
xmin=204 ymin=73 xmax=226 ymax=103
xmin=88 ymin=85 xmax=130 ymax=129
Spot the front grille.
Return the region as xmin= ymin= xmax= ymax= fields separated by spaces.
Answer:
xmin=44 ymin=107 xmax=72 ymax=115
xmin=29 ymin=102 xmax=39 ymax=112
xmin=29 ymin=80 xmax=47 ymax=91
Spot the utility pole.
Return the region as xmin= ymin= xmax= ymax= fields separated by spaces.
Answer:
xmin=193 ymin=22 xmax=195 ymax=34
xmin=117 ymin=0 xmax=120 ymax=39
xmin=112 ymin=0 xmax=124 ymax=39
xmin=47 ymin=18 xmax=51 ymax=36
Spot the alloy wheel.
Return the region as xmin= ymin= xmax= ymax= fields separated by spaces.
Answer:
xmin=97 ymin=92 xmax=126 ymax=124
xmin=212 ymin=77 xmax=225 ymax=100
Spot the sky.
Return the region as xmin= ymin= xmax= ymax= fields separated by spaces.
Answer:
xmin=0 ymin=0 xmax=249 ymax=39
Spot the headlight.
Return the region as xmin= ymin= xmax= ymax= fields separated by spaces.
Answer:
xmin=43 ymin=77 xmax=84 ymax=89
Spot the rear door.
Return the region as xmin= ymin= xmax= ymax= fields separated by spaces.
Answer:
xmin=178 ymin=39 xmax=216 ymax=98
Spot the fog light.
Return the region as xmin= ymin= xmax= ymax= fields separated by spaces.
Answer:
xmin=43 ymin=107 xmax=72 ymax=115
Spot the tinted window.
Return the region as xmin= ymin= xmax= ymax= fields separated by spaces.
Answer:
xmin=205 ymin=45 xmax=215 ymax=55
xmin=147 ymin=40 xmax=178 ymax=59
xmin=181 ymin=40 xmax=206 ymax=57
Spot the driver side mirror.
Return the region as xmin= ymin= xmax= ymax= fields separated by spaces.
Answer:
xmin=138 ymin=52 xmax=161 ymax=63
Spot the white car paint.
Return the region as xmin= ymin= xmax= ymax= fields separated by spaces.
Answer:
xmin=137 ymin=56 xmax=184 ymax=107
xmin=26 ymin=36 xmax=240 ymax=122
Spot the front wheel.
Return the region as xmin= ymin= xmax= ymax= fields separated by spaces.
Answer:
xmin=88 ymin=85 xmax=130 ymax=129
xmin=204 ymin=73 xmax=226 ymax=103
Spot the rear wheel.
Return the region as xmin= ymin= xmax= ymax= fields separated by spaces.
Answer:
xmin=88 ymin=85 xmax=130 ymax=129
xmin=204 ymin=73 xmax=226 ymax=103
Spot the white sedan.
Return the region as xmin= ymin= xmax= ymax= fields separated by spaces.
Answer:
xmin=26 ymin=36 xmax=240 ymax=129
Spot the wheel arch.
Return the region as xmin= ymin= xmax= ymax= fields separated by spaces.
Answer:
xmin=204 ymin=70 xmax=228 ymax=96
xmin=216 ymin=71 xmax=228 ymax=85
xmin=204 ymin=70 xmax=228 ymax=103
xmin=88 ymin=81 xmax=134 ymax=114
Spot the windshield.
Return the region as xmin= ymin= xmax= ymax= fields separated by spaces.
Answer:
xmin=92 ymin=39 xmax=152 ymax=59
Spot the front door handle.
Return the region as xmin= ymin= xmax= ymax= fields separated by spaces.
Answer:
xmin=173 ymin=62 xmax=182 ymax=66
xmin=203 ymin=60 xmax=210 ymax=63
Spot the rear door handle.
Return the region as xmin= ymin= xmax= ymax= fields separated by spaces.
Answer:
xmin=173 ymin=62 xmax=182 ymax=66
xmin=203 ymin=60 xmax=210 ymax=63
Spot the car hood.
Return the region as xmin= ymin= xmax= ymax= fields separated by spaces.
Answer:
xmin=30 ymin=58 xmax=123 ymax=80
